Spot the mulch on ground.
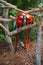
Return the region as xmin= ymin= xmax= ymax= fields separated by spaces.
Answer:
xmin=0 ymin=41 xmax=43 ymax=65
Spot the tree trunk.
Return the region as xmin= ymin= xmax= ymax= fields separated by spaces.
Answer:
xmin=36 ymin=15 xmax=42 ymax=65
xmin=3 ymin=8 xmax=14 ymax=51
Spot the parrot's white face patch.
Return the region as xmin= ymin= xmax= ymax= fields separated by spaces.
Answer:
xmin=23 ymin=13 xmax=25 ymax=16
xmin=20 ymin=13 xmax=25 ymax=18
xmin=20 ymin=16 xmax=23 ymax=18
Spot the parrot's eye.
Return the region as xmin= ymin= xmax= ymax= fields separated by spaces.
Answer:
xmin=20 ymin=16 xmax=23 ymax=18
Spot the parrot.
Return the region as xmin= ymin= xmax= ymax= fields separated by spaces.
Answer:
xmin=16 ymin=12 xmax=25 ymax=28
xmin=15 ymin=12 xmax=25 ymax=53
xmin=14 ymin=12 xmax=34 ymax=53
xmin=26 ymin=14 xmax=34 ymax=24
xmin=25 ymin=14 xmax=34 ymax=52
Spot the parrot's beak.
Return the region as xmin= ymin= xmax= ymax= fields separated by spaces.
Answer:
xmin=20 ymin=13 xmax=30 ymax=19
xmin=23 ymin=13 xmax=30 ymax=19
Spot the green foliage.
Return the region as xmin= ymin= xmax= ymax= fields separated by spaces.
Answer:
xmin=31 ymin=28 xmax=37 ymax=41
xmin=6 ymin=0 xmax=41 ymax=10
xmin=8 ymin=9 xmax=18 ymax=41
xmin=0 ymin=9 xmax=3 ymax=16
xmin=9 ymin=9 xmax=18 ymax=16
xmin=0 ymin=28 xmax=5 ymax=41
xmin=0 ymin=34 xmax=5 ymax=41
xmin=8 ymin=9 xmax=18 ymax=32
xmin=17 ymin=0 xmax=22 ymax=9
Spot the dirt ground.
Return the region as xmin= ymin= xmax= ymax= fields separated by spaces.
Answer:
xmin=0 ymin=41 xmax=43 ymax=65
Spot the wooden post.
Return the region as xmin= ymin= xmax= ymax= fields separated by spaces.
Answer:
xmin=36 ymin=15 xmax=42 ymax=65
xmin=3 ymin=7 xmax=14 ymax=51
xmin=41 ymin=17 xmax=43 ymax=43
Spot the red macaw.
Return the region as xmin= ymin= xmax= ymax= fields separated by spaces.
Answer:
xmin=26 ymin=14 xmax=34 ymax=24
xmin=15 ymin=12 xmax=25 ymax=53
xmin=25 ymin=14 xmax=34 ymax=52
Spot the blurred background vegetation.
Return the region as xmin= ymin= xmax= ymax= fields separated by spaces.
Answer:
xmin=0 ymin=0 xmax=43 ymax=41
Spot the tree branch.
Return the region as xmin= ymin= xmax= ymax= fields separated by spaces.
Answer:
xmin=0 ymin=0 xmax=24 ymax=12
xmin=0 ymin=17 xmax=16 ymax=22
xmin=0 ymin=0 xmax=43 ymax=13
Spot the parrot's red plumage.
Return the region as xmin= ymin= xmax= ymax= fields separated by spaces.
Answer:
xmin=26 ymin=14 xmax=34 ymax=24
xmin=15 ymin=12 xmax=34 ymax=53
xmin=16 ymin=12 xmax=24 ymax=28
xmin=15 ymin=12 xmax=25 ymax=53
xmin=25 ymin=14 xmax=34 ymax=52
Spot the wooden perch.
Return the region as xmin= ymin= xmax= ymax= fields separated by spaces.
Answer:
xmin=25 ymin=7 xmax=43 ymax=13
xmin=0 ymin=17 xmax=16 ymax=22
xmin=0 ymin=22 xmax=43 ymax=36
xmin=0 ymin=3 xmax=4 ymax=6
xmin=0 ymin=0 xmax=24 ymax=12
xmin=0 ymin=23 xmax=36 ymax=36
xmin=0 ymin=0 xmax=17 ymax=8
xmin=30 ymin=13 xmax=43 ymax=17
xmin=10 ymin=21 xmax=43 ymax=35
xmin=0 ymin=18 xmax=13 ymax=22
xmin=9 ymin=23 xmax=37 ymax=36
xmin=0 ymin=0 xmax=43 ymax=13
xmin=0 ymin=6 xmax=11 ymax=8
xmin=10 ymin=15 xmax=16 ymax=20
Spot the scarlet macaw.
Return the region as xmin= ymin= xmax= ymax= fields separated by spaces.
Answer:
xmin=15 ymin=12 xmax=25 ymax=52
xmin=14 ymin=12 xmax=34 ymax=52
xmin=25 ymin=14 xmax=34 ymax=52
